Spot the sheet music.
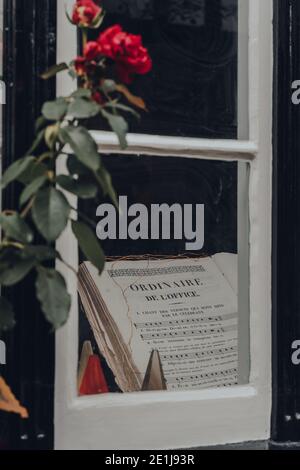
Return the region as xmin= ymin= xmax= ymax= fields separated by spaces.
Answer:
xmin=85 ymin=255 xmax=238 ymax=391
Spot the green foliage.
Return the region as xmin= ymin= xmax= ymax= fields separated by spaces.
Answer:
xmin=20 ymin=175 xmax=48 ymax=206
xmin=95 ymin=164 xmax=118 ymax=208
xmin=32 ymin=187 xmax=71 ymax=242
xmin=0 ymin=213 xmax=33 ymax=244
xmin=35 ymin=267 xmax=71 ymax=329
xmin=42 ymin=97 xmax=68 ymax=121
xmin=0 ymin=297 xmax=15 ymax=331
xmin=0 ymin=249 xmax=36 ymax=286
xmin=72 ymin=220 xmax=105 ymax=274
xmin=101 ymin=109 xmax=128 ymax=149
xmin=1 ymin=157 xmax=36 ymax=189
xmin=68 ymin=98 xmax=100 ymax=119
xmin=18 ymin=159 xmax=48 ymax=185
xmin=40 ymin=62 xmax=69 ymax=80
xmin=0 ymin=22 xmax=145 ymax=332
xmin=59 ymin=125 xmax=101 ymax=171
xmin=56 ymin=175 xmax=98 ymax=199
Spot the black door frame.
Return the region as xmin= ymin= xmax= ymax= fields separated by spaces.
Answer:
xmin=0 ymin=0 xmax=56 ymax=450
xmin=1 ymin=0 xmax=300 ymax=450
xmin=271 ymin=0 xmax=300 ymax=448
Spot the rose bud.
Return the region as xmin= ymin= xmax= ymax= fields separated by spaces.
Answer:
xmin=74 ymin=56 xmax=87 ymax=76
xmin=72 ymin=0 xmax=102 ymax=28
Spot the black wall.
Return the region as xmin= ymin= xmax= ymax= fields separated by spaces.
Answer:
xmin=0 ymin=0 xmax=56 ymax=450
xmin=272 ymin=0 xmax=300 ymax=448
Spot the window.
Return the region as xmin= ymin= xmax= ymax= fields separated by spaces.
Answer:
xmin=56 ymin=0 xmax=272 ymax=449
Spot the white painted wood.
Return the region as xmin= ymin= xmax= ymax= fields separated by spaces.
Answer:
xmin=90 ymin=131 xmax=257 ymax=161
xmin=55 ymin=0 xmax=273 ymax=449
xmin=238 ymin=0 xmax=249 ymax=140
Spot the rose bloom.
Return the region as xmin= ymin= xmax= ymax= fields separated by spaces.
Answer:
xmin=92 ymin=91 xmax=104 ymax=104
xmin=74 ymin=56 xmax=87 ymax=76
xmin=72 ymin=0 xmax=102 ymax=27
xmin=97 ymin=25 xmax=152 ymax=84
xmin=84 ymin=41 xmax=101 ymax=61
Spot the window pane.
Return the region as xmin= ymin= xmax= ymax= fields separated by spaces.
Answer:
xmin=77 ymin=156 xmax=249 ymax=394
xmin=88 ymin=0 xmax=240 ymax=138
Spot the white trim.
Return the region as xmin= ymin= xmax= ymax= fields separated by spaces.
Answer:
xmin=238 ymin=0 xmax=249 ymax=140
xmin=90 ymin=131 xmax=257 ymax=161
xmin=55 ymin=0 xmax=273 ymax=450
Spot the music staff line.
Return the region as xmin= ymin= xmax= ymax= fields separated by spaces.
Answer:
xmin=161 ymin=346 xmax=237 ymax=361
xmin=140 ymin=324 xmax=237 ymax=340
xmin=166 ymin=368 xmax=238 ymax=384
xmin=135 ymin=313 xmax=237 ymax=329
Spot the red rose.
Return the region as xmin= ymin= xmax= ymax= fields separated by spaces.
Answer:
xmin=74 ymin=56 xmax=87 ymax=76
xmin=72 ymin=0 xmax=102 ymax=28
xmin=92 ymin=91 xmax=104 ymax=104
xmin=84 ymin=41 xmax=101 ymax=61
xmin=97 ymin=25 xmax=152 ymax=84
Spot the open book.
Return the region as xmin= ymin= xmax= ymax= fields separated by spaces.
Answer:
xmin=78 ymin=254 xmax=238 ymax=393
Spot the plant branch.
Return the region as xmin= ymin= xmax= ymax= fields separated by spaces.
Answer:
xmin=69 ymin=205 xmax=97 ymax=229
xmin=21 ymin=197 xmax=35 ymax=219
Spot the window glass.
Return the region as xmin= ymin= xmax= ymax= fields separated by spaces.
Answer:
xmin=88 ymin=0 xmax=239 ymax=138
xmin=77 ymin=156 xmax=249 ymax=395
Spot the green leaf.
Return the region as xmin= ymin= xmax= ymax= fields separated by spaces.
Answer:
xmin=32 ymin=187 xmax=70 ymax=242
xmin=18 ymin=160 xmax=48 ymax=185
xmin=90 ymin=11 xmax=105 ymax=29
xmin=95 ymin=165 xmax=118 ymax=208
xmin=36 ymin=267 xmax=71 ymax=329
xmin=101 ymin=79 xmax=117 ymax=94
xmin=42 ymin=97 xmax=68 ymax=121
xmin=68 ymin=98 xmax=100 ymax=119
xmin=0 ymin=297 xmax=15 ymax=331
xmin=56 ymin=175 xmax=98 ymax=199
xmin=41 ymin=62 xmax=69 ymax=80
xmin=68 ymin=67 xmax=77 ymax=80
xmin=0 ymin=213 xmax=33 ymax=244
xmin=35 ymin=115 xmax=48 ymax=133
xmin=59 ymin=126 xmax=101 ymax=171
xmin=26 ymin=129 xmax=45 ymax=156
xmin=22 ymin=245 xmax=58 ymax=262
xmin=72 ymin=220 xmax=105 ymax=274
xmin=45 ymin=123 xmax=59 ymax=150
xmin=101 ymin=110 xmax=128 ymax=149
xmin=19 ymin=175 xmax=48 ymax=207
xmin=67 ymin=155 xmax=90 ymax=176
xmin=104 ymin=102 xmax=140 ymax=119
xmin=1 ymin=156 xmax=35 ymax=189
xmin=0 ymin=251 xmax=36 ymax=286
xmin=71 ymin=89 xmax=92 ymax=99
xmin=65 ymin=6 xmax=75 ymax=25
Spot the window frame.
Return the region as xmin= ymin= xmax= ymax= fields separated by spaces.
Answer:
xmin=55 ymin=0 xmax=273 ymax=449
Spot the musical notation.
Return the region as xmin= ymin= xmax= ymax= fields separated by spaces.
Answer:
xmin=140 ymin=324 xmax=237 ymax=340
xmin=166 ymin=368 xmax=237 ymax=384
xmin=135 ymin=313 xmax=237 ymax=330
xmin=161 ymin=346 xmax=237 ymax=362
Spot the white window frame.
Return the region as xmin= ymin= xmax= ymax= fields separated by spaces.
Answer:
xmin=55 ymin=0 xmax=273 ymax=450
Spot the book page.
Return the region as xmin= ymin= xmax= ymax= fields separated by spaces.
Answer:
xmin=84 ymin=256 xmax=238 ymax=391
xmin=212 ymin=253 xmax=238 ymax=295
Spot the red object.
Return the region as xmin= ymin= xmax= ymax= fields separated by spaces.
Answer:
xmin=84 ymin=41 xmax=101 ymax=61
xmin=72 ymin=0 xmax=102 ymax=27
xmin=74 ymin=56 xmax=87 ymax=76
xmin=79 ymin=355 xmax=109 ymax=395
xmin=92 ymin=91 xmax=104 ymax=104
xmin=97 ymin=25 xmax=152 ymax=84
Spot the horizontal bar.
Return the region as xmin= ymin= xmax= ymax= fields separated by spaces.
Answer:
xmin=70 ymin=384 xmax=257 ymax=411
xmin=90 ymin=131 xmax=258 ymax=161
